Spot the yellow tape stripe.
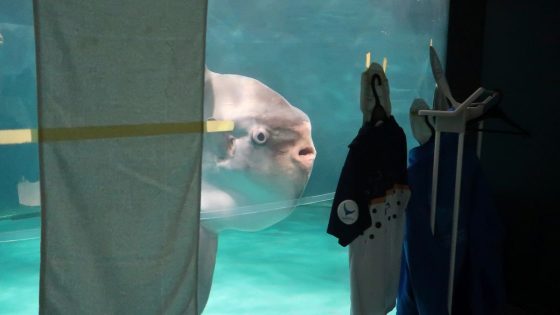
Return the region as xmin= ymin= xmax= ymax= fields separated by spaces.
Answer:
xmin=0 ymin=129 xmax=37 ymax=145
xmin=205 ymin=120 xmax=234 ymax=133
xmin=0 ymin=120 xmax=234 ymax=144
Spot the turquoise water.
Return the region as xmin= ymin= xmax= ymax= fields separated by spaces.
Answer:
xmin=203 ymin=1 xmax=448 ymax=311
xmin=0 ymin=238 xmax=40 ymax=315
xmin=205 ymin=204 xmax=398 ymax=315
xmin=0 ymin=212 xmax=40 ymax=315
xmin=205 ymin=204 xmax=351 ymax=314
xmin=1 ymin=0 xmax=449 ymax=314
xmin=0 ymin=205 xmax=399 ymax=315
xmin=206 ymin=0 xmax=450 ymax=196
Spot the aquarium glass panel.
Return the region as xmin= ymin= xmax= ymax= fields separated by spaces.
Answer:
xmin=0 ymin=0 xmax=450 ymax=314
xmin=0 ymin=1 xmax=41 ymax=314
xmin=201 ymin=0 xmax=450 ymax=314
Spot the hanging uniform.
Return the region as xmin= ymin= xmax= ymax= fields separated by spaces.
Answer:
xmin=397 ymin=134 xmax=505 ymax=315
xmin=327 ymin=116 xmax=410 ymax=315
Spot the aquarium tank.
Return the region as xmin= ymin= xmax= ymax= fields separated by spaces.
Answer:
xmin=0 ymin=0 xmax=449 ymax=314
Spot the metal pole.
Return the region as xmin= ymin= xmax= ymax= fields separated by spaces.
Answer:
xmin=430 ymin=130 xmax=441 ymax=235
xmin=447 ymin=132 xmax=465 ymax=314
xmin=476 ymin=121 xmax=484 ymax=158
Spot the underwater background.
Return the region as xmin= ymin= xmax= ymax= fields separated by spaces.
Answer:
xmin=0 ymin=0 xmax=38 ymax=211
xmin=0 ymin=0 xmax=449 ymax=314
xmin=205 ymin=0 xmax=450 ymax=198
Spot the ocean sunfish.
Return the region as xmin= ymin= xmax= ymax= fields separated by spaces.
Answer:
xmin=198 ymin=69 xmax=316 ymax=313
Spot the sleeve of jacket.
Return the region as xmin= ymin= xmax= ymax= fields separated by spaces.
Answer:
xmin=327 ymin=143 xmax=373 ymax=247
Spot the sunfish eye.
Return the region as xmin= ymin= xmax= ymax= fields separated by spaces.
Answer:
xmin=251 ymin=128 xmax=269 ymax=145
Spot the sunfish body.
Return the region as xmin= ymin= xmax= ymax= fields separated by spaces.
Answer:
xmin=197 ymin=69 xmax=316 ymax=313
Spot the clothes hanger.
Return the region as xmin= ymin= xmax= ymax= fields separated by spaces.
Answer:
xmin=361 ymin=59 xmax=391 ymax=125
xmin=466 ymin=90 xmax=531 ymax=136
xmin=409 ymin=98 xmax=434 ymax=145
xmin=409 ymin=85 xmax=450 ymax=146
xmin=418 ymin=44 xmax=495 ymax=315
xmin=369 ymin=73 xmax=389 ymax=124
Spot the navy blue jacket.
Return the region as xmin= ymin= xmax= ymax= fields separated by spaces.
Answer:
xmin=397 ymin=134 xmax=505 ymax=315
xmin=327 ymin=117 xmax=408 ymax=246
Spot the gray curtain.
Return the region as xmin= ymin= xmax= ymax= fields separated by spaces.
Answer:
xmin=34 ymin=1 xmax=207 ymax=314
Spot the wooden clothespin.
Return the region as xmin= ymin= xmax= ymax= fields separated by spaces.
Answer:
xmin=382 ymin=57 xmax=388 ymax=72
xmin=366 ymin=52 xmax=388 ymax=73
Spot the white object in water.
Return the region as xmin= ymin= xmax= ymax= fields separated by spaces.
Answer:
xmin=0 ymin=32 xmax=4 ymax=46
xmin=17 ymin=177 xmax=41 ymax=206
